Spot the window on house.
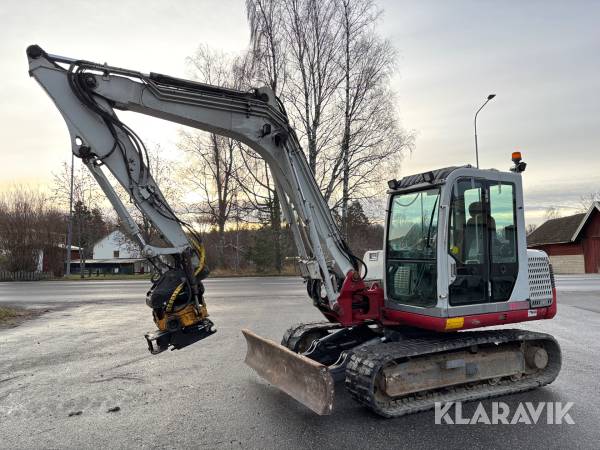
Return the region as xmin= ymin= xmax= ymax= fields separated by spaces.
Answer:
xmin=113 ymin=250 xmax=120 ymax=258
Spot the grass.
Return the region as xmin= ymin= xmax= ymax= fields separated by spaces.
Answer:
xmin=60 ymin=274 xmax=153 ymax=281
xmin=0 ymin=306 xmax=40 ymax=327
xmin=209 ymin=266 xmax=300 ymax=278
xmin=0 ymin=306 xmax=20 ymax=322
xmin=58 ymin=266 xmax=301 ymax=281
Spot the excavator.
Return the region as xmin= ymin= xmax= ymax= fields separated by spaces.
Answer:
xmin=26 ymin=45 xmax=561 ymax=418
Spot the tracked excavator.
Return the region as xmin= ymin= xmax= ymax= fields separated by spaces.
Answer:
xmin=26 ymin=45 xmax=561 ymax=417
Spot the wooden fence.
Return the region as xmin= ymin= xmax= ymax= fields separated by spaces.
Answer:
xmin=0 ymin=271 xmax=54 ymax=281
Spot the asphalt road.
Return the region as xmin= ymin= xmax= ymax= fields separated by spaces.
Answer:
xmin=0 ymin=277 xmax=307 ymax=308
xmin=1 ymin=275 xmax=599 ymax=449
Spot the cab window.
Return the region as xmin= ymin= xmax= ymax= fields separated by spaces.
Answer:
xmin=386 ymin=188 xmax=439 ymax=307
xmin=488 ymin=182 xmax=518 ymax=301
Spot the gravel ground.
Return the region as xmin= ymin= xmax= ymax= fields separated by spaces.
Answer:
xmin=0 ymin=276 xmax=599 ymax=449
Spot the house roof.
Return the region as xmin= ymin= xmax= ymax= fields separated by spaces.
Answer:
xmin=572 ymin=202 xmax=600 ymax=241
xmin=58 ymin=244 xmax=83 ymax=250
xmin=91 ymin=229 xmax=128 ymax=247
xmin=528 ymin=202 xmax=600 ymax=246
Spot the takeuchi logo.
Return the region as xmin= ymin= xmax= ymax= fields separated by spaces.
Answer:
xmin=434 ymin=402 xmax=575 ymax=425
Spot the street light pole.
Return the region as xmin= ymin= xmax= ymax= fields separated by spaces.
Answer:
xmin=65 ymin=153 xmax=74 ymax=276
xmin=474 ymin=94 xmax=496 ymax=168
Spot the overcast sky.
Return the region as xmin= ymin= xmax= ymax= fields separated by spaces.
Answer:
xmin=1 ymin=0 xmax=598 ymax=224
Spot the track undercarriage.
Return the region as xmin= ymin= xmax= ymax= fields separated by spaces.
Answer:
xmin=245 ymin=321 xmax=562 ymax=418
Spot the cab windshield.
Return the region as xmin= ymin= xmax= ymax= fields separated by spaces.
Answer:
xmin=386 ymin=188 xmax=440 ymax=307
xmin=387 ymin=188 xmax=440 ymax=260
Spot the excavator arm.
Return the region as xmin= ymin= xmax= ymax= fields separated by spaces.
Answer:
xmin=26 ymin=45 xmax=364 ymax=351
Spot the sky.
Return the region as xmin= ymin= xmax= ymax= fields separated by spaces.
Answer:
xmin=1 ymin=0 xmax=598 ymax=224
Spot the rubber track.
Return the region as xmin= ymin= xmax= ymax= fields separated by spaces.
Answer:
xmin=281 ymin=322 xmax=341 ymax=352
xmin=345 ymin=329 xmax=561 ymax=418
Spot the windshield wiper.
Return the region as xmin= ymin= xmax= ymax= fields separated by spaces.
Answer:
xmin=425 ymin=196 xmax=439 ymax=249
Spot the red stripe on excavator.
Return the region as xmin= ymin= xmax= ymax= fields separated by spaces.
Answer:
xmin=382 ymin=301 xmax=556 ymax=332
xmin=547 ymin=287 xmax=558 ymax=319
xmin=329 ymin=272 xmax=558 ymax=330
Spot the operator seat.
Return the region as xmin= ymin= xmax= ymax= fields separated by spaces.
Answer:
xmin=450 ymin=201 xmax=496 ymax=304
xmin=463 ymin=201 xmax=496 ymax=261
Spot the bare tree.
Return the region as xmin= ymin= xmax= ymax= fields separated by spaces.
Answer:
xmin=179 ymin=1 xmax=413 ymax=270
xmin=282 ymin=0 xmax=344 ymax=174
xmin=333 ymin=0 xmax=413 ymax=236
xmin=234 ymin=149 xmax=276 ymax=222
xmin=579 ymin=191 xmax=600 ymax=212
xmin=233 ymin=146 xmax=287 ymax=271
xmin=246 ymin=0 xmax=412 ymax=226
xmin=52 ymin=160 xmax=103 ymax=212
xmin=246 ymin=0 xmax=290 ymax=271
xmin=179 ymin=45 xmax=254 ymax=268
xmin=246 ymin=0 xmax=287 ymax=94
xmin=526 ymin=223 xmax=538 ymax=235
xmin=178 ymin=132 xmax=244 ymax=269
xmin=0 ymin=187 xmax=65 ymax=273
xmin=544 ymin=206 xmax=562 ymax=222
xmin=246 ymin=0 xmax=346 ymax=265
xmin=52 ymin=159 xmax=107 ymax=276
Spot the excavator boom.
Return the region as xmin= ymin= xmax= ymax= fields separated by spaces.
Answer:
xmin=26 ymin=45 xmax=356 ymax=413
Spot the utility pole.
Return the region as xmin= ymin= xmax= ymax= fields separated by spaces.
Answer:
xmin=64 ymin=153 xmax=74 ymax=276
xmin=474 ymin=94 xmax=496 ymax=168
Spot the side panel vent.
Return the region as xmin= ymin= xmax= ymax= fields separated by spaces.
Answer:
xmin=528 ymin=251 xmax=553 ymax=308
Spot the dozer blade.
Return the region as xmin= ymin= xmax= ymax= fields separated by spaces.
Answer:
xmin=242 ymin=329 xmax=334 ymax=415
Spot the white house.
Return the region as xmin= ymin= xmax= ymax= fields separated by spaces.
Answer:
xmin=93 ymin=230 xmax=141 ymax=259
xmin=70 ymin=229 xmax=151 ymax=275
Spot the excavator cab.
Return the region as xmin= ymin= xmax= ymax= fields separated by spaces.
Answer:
xmin=383 ymin=162 xmax=554 ymax=331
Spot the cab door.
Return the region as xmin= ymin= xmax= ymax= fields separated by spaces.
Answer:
xmin=447 ymin=178 xmax=490 ymax=305
xmin=447 ymin=178 xmax=519 ymax=306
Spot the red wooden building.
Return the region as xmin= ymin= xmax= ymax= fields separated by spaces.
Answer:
xmin=528 ymin=202 xmax=600 ymax=274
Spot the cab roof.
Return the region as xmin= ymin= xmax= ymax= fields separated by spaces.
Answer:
xmin=388 ymin=165 xmax=470 ymax=192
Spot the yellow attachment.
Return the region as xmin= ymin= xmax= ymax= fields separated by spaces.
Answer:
xmin=445 ymin=317 xmax=464 ymax=330
xmin=155 ymin=304 xmax=208 ymax=331
xmin=178 ymin=304 xmax=207 ymax=327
